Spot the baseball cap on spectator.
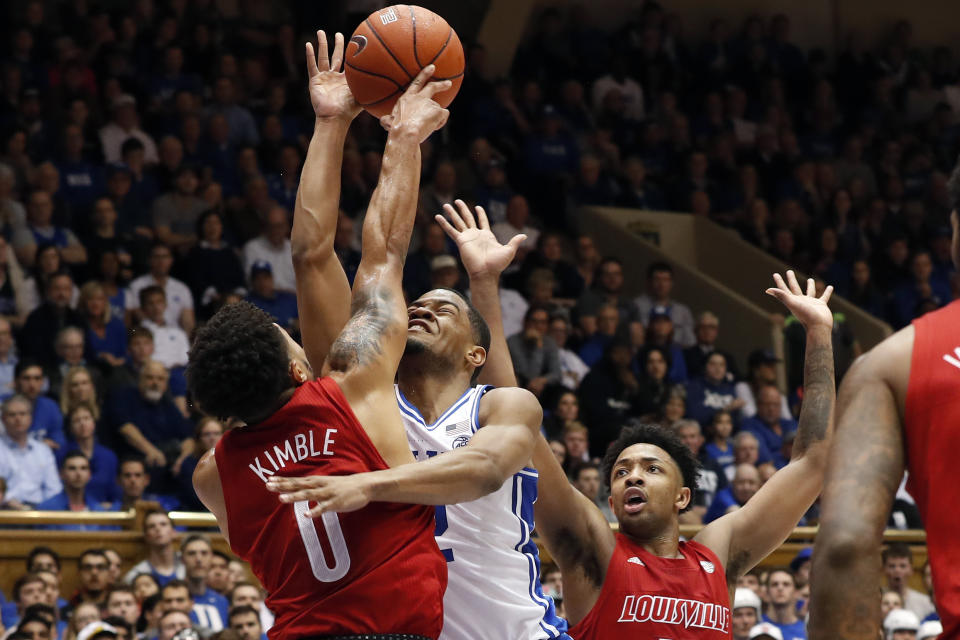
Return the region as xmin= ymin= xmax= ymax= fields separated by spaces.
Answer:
xmin=789 ymin=546 xmax=812 ymax=573
xmin=431 ymin=255 xmax=458 ymax=272
xmin=77 ymin=622 xmax=118 ymax=640
xmin=250 ymin=261 xmax=272 ymax=278
xmin=918 ymin=620 xmax=943 ymax=640
xmin=650 ymin=305 xmax=672 ymax=320
xmin=733 ymin=588 xmax=762 ymax=619
xmin=748 ymin=623 xmax=783 ymax=640
xmin=112 ymin=94 xmax=137 ymax=110
xmin=748 ymin=349 xmax=780 ymax=367
xmin=884 ymin=609 xmax=920 ymax=636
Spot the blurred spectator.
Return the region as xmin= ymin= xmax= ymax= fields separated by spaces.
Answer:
xmin=99 ymin=95 xmax=159 ymax=165
xmin=578 ymin=304 xmax=624 ymax=368
xmin=843 ymin=259 xmax=886 ymax=319
xmin=205 ymin=77 xmax=259 ymax=147
xmin=180 ymin=211 xmax=245 ymax=315
xmin=48 ymin=327 xmax=104 ymax=401
xmin=108 ymin=326 xmax=187 ymax=416
xmin=244 ymin=262 xmax=297 ymax=333
xmin=123 ymin=510 xmax=186 ymax=586
xmin=547 ymin=316 xmax=589 ymax=389
xmin=0 ymin=235 xmax=36 ymax=328
xmin=429 ymin=255 xmax=462 ymax=292
xmin=740 ymin=385 xmax=798 ymax=468
xmin=1 ymin=574 xmax=46 ymax=630
xmin=228 ymin=584 xmax=273 ymax=635
xmin=634 ymin=346 xmax=672 ymax=417
xmin=883 ymin=544 xmax=936 ymax=621
xmin=19 ymin=272 xmax=84 ymax=366
xmin=228 ymin=606 xmax=262 ymax=640
xmin=676 ymin=419 xmax=728 ymax=524
xmin=579 ymin=342 xmax=645 ymax=456
xmin=0 ymin=395 xmax=61 ymax=507
xmin=241 ymin=207 xmax=294 ymax=293
xmin=571 ymin=462 xmax=616 ymax=523
xmin=634 ymin=262 xmax=695 ymax=347
xmin=685 ymin=352 xmax=743 ymax=426
xmin=181 ymin=536 xmax=229 ymax=631
xmin=173 ymin=418 xmax=223 ymax=510
xmin=762 ymin=569 xmax=806 ymax=640
xmin=574 ymin=257 xmax=642 ymax=345
xmin=890 ymin=250 xmax=953 ymax=327
xmin=105 ymin=361 xmax=191 ymax=476
xmin=127 ymin=243 xmax=195 ymax=334
xmin=574 ymin=235 xmax=600 ymax=290
xmin=507 ymin=306 xmax=561 ymax=397
xmin=110 ymin=456 xmax=178 ymax=513
xmin=641 ymin=310 xmax=688 ymax=383
xmin=492 ymin=195 xmax=539 ymax=270
xmin=152 ymin=166 xmax=206 ymax=254
xmin=139 ymin=287 xmax=190 ymax=370
xmin=61 ymin=403 xmax=117 ymax=504
xmin=733 ymin=431 xmax=775 ymax=474
xmin=104 ymin=587 xmax=140 ymax=629
xmin=704 ymin=463 xmax=760 ymax=523
xmin=542 ymin=391 xmax=579 ymax=440
xmin=733 ymin=588 xmax=762 ymax=640
xmin=704 ymin=410 xmax=736 ymax=480
xmin=14 ymin=360 xmax=65 ymax=450
xmin=0 ymin=317 xmax=17 ymax=397
xmin=683 ymin=311 xmax=740 ymax=379
xmin=404 ymin=223 xmax=451 ymax=300
xmin=333 ymin=212 xmax=361 ymax=286
xmin=37 ymin=453 xmax=105 ymax=530
xmin=79 ymin=282 xmax=127 ymax=370
xmin=735 ymin=349 xmax=792 ymax=420
xmin=561 ymin=422 xmax=591 ymax=469
xmin=516 ymin=232 xmax=584 ymax=301
xmin=208 ymin=552 xmax=234 ymax=597
xmin=617 ymin=157 xmax=665 ymax=210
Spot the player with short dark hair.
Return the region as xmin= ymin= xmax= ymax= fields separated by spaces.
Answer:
xmin=809 ymin=158 xmax=960 ymax=639
xmin=189 ymin=33 xmax=457 ymax=639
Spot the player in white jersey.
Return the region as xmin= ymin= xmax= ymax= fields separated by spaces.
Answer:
xmin=266 ymin=32 xmax=567 ymax=640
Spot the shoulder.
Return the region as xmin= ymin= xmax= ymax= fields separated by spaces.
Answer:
xmin=192 ymin=448 xmax=220 ymax=496
xmin=478 ymin=387 xmax=542 ymax=423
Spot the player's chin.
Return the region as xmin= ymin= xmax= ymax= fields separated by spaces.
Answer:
xmin=403 ymin=334 xmax=431 ymax=354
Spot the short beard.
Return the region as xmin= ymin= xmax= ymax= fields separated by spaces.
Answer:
xmin=403 ymin=336 xmax=429 ymax=356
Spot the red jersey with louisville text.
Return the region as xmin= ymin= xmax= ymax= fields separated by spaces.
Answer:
xmin=905 ymin=300 xmax=960 ymax=638
xmin=568 ymin=535 xmax=731 ymax=639
xmin=215 ymin=377 xmax=446 ymax=639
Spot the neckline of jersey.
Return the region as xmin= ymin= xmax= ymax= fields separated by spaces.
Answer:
xmin=396 ymin=385 xmax=474 ymax=430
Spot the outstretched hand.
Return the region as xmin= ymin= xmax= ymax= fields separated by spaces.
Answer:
xmin=380 ymin=65 xmax=451 ymax=141
xmin=266 ymin=473 xmax=373 ymax=517
xmin=306 ymin=30 xmax=361 ymax=122
xmin=435 ymin=199 xmax=525 ymax=280
xmin=765 ymin=270 xmax=834 ymax=330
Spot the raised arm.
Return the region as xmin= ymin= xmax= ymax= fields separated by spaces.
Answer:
xmin=807 ymin=329 xmax=910 ymax=640
xmin=695 ymin=271 xmax=836 ymax=583
xmin=292 ymin=31 xmax=360 ymax=369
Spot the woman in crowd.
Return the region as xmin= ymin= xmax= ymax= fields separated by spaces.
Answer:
xmin=705 ymin=409 xmax=736 ymax=480
xmin=79 ymin=281 xmax=127 ymax=369
xmin=641 ymin=312 xmax=688 ymax=382
xmin=636 ymin=345 xmax=672 ymax=416
xmin=60 ymin=403 xmax=117 ymax=505
xmin=542 ymin=390 xmax=580 ymax=439
xmin=31 ymin=244 xmax=78 ymax=305
xmin=133 ymin=574 xmax=160 ymax=603
xmin=59 ymin=366 xmax=102 ymax=422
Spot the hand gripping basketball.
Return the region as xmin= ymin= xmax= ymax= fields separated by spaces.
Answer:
xmin=380 ymin=64 xmax=452 ymax=141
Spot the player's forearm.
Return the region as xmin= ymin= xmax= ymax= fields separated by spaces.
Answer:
xmin=360 ymin=127 xmax=422 ymax=267
xmin=470 ymin=275 xmax=518 ymax=387
xmin=365 ymin=447 xmax=509 ymax=505
xmin=791 ymin=325 xmax=835 ymax=461
xmin=292 ymin=119 xmax=351 ymax=264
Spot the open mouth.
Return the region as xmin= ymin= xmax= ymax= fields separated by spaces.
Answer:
xmin=623 ymin=487 xmax=647 ymax=514
xmin=408 ymin=318 xmax=433 ymax=334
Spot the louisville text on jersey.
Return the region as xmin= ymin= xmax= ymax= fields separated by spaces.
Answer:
xmin=617 ymin=594 xmax=731 ymax=632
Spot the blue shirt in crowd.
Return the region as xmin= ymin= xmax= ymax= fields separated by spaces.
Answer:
xmin=741 ymin=416 xmax=798 ymax=468
xmin=245 ymin=291 xmax=298 ymax=330
xmin=56 ymin=440 xmax=120 ymax=504
xmin=35 ymin=491 xmax=107 ymax=531
xmin=684 ymin=377 xmax=738 ymax=427
xmin=86 ymin=316 xmax=129 ymax=360
xmin=30 ymin=396 xmax=66 ymax=450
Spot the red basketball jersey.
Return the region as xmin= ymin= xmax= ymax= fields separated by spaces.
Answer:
xmin=214 ymin=377 xmax=446 ymax=639
xmin=568 ymin=535 xmax=732 ymax=639
xmin=905 ymin=300 xmax=960 ymax=637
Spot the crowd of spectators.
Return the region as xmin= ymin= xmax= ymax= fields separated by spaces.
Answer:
xmin=0 ymin=0 xmax=951 ymax=636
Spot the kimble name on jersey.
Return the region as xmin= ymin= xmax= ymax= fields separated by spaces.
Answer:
xmin=617 ymin=594 xmax=730 ymax=632
xmin=247 ymin=429 xmax=337 ymax=483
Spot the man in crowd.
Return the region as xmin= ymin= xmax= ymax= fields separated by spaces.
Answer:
xmin=705 ymin=462 xmax=762 ymax=523
xmin=883 ymin=544 xmax=936 ymax=621
xmin=181 ymin=536 xmax=230 ymax=629
xmin=12 ymin=190 xmax=87 ymax=268
xmin=104 ymin=586 xmax=140 ymax=628
xmin=105 ymin=361 xmax=191 ymax=471
xmin=13 ymin=360 xmax=65 ymax=450
xmin=243 ymin=262 xmax=298 ymax=332
xmin=16 ymin=609 xmax=56 ymax=640
xmin=19 ymin=274 xmax=84 ymax=369
xmin=507 ymin=305 xmax=561 ymax=396
xmin=733 ymin=588 xmax=763 ymax=640
xmin=108 ymin=327 xmax=188 ymax=416
xmin=69 ymin=549 xmax=112 ymax=610
xmin=676 ymin=419 xmax=728 ymax=523
xmin=684 ymin=352 xmax=743 ymax=427
xmin=741 ymin=385 xmax=799 ymax=468
xmin=228 ymin=606 xmax=263 ymax=640
xmin=683 ymin=311 xmax=740 ymax=379
xmin=1 ymin=573 xmax=46 ymax=629
xmin=241 ymin=207 xmax=294 ymax=294
xmin=157 ymin=610 xmax=192 ymax=640
xmin=206 ymin=552 xmax=233 ymax=596
xmin=138 ymin=287 xmax=190 ymax=370
xmin=109 ymin=456 xmax=179 ymax=512
xmin=0 ymin=395 xmax=61 ymax=508
xmin=36 ymin=452 xmax=105 ymax=531
xmin=574 ymin=257 xmax=642 ymax=345
xmin=763 ymin=569 xmax=807 ymax=640
xmin=123 ymin=510 xmax=185 ymax=586
xmin=571 ymin=462 xmax=615 ymax=523
xmin=633 ymin=261 xmax=696 ymax=347
xmin=161 ymin=579 xmax=222 ymax=633
xmin=228 ymin=584 xmax=272 ymax=635
xmin=127 ymin=243 xmax=195 ymax=334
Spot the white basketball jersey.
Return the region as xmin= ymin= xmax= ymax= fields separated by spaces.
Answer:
xmin=397 ymin=384 xmax=568 ymax=640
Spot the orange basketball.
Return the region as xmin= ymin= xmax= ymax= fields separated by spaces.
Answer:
xmin=344 ymin=5 xmax=464 ymax=118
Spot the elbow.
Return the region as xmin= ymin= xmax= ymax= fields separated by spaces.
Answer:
xmin=291 ymin=244 xmax=332 ymax=269
xmin=475 ymin=454 xmax=510 ymax=497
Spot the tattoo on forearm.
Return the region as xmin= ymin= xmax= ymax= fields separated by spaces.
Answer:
xmin=793 ymin=342 xmax=835 ymax=456
xmin=326 ymin=285 xmax=394 ymax=371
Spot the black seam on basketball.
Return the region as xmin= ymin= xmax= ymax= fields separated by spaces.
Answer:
xmin=344 ymin=60 xmax=404 ymax=89
xmin=410 ymin=6 xmax=423 ymax=68
xmin=364 ymin=17 xmax=415 ymax=81
xmin=425 ymin=26 xmax=453 ymax=67
xmin=360 ymin=87 xmax=404 ymax=107
xmin=432 ymin=71 xmax=465 ymax=80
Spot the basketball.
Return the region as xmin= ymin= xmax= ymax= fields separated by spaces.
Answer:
xmin=344 ymin=5 xmax=464 ymax=118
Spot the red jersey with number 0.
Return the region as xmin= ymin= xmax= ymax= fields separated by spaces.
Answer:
xmin=215 ymin=376 xmax=446 ymax=639
xmin=568 ymin=535 xmax=732 ymax=639
xmin=905 ymin=300 xmax=960 ymax=638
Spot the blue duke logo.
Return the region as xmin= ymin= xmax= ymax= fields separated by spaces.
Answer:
xmin=452 ymin=435 xmax=470 ymax=448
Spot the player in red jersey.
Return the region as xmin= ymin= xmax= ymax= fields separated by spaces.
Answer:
xmin=534 ymin=272 xmax=837 ymax=639
xmin=809 ymin=162 xmax=960 ymax=639
xmin=187 ymin=37 xmax=454 ymax=638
